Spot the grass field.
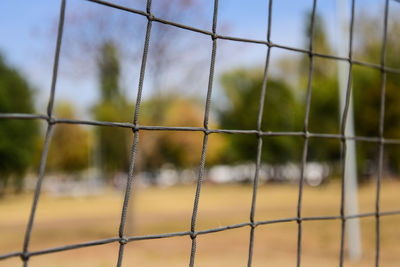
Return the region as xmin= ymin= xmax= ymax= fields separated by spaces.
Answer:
xmin=1 ymin=180 xmax=400 ymax=266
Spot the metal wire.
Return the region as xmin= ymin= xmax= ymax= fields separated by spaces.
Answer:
xmin=247 ymin=0 xmax=273 ymax=265
xmin=20 ymin=1 xmax=66 ymax=265
xmin=0 ymin=0 xmax=399 ymax=266
xmin=189 ymin=1 xmax=218 ymax=265
xmin=1 ymin=211 xmax=400 ymax=262
xmin=115 ymin=0 xmax=153 ymax=265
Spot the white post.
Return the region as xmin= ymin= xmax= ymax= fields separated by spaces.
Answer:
xmin=336 ymin=0 xmax=362 ymax=261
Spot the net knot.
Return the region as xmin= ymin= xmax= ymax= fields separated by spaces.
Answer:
xmin=147 ymin=13 xmax=154 ymax=21
xmin=20 ymin=253 xmax=29 ymax=261
xmin=132 ymin=124 xmax=139 ymax=133
xmin=47 ymin=116 xmax=56 ymax=125
xmin=119 ymin=236 xmax=128 ymax=245
xmin=190 ymin=232 xmax=197 ymax=239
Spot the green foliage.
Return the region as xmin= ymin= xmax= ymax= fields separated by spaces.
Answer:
xmin=93 ymin=41 xmax=131 ymax=176
xmin=218 ymin=68 xmax=300 ymax=164
xmin=0 ymin=54 xmax=38 ymax=192
xmin=307 ymin=57 xmax=341 ymax=162
xmin=98 ymin=41 xmax=121 ymax=101
xmin=302 ymin=12 xmax=343 ymax=164
xmin=300 ymin=12 xmax=341 ymax=163
xmin=93 ymin=100 xmax=131 ymax=175
xmin=217 ymin=13 xmax=400 ymax=179
xmin=352 ymin=17 xmax=400 ymax=173
xmin=352 ymin=70 xmax=400 ymax=175
xmin=307 ymin=13 xmax=331 ymax=54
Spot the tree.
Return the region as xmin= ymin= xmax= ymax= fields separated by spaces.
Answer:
xmin=218 ymin=68 xmax=301 ymax=164
xmin=216 ymin=14 xmax=342 ymax=166
xmin=97 ymin=41 xmax=121 ymax=101
xmin=352 ymin=16 xmax=400 ymax=175
xmin=299 ymin=12 xmax=400 ymax=177
xmin=303 ymin=13 xmax=341 ymax=163
xmin=93 ymin=41 xmax=132 ymax=178
xmin=46 ymin=102 xmax=90 ymax=172
xmin=0 ymin=54 xmax=38 ymax=194
xmin=138 ymin=94 xmax=226 ymax=170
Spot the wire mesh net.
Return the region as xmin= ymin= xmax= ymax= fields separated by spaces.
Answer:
xmin=1 ymin=0 xmax=400 ymax=266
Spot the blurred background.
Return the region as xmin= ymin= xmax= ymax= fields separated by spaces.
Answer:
xmin=1 ymin=0 xmax=400 ymax=266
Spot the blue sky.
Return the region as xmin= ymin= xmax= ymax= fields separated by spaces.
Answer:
xmin=0 ymin=0 xmax=391 ymax=117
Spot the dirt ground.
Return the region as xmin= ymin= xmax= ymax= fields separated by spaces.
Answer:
xmin=1 ymin=179 xmax=400 ymax=266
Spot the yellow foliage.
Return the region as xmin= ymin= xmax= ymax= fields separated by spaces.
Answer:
xmin=46 ymin=102 xmax=91 ymax=172
xmin=137 ymin=95 xmax=227 ymax=170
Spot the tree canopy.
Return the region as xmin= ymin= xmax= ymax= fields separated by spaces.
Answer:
xmin=217 ymin=12 xmax=400 ymax=179
xmin=92 ymin=41 xmax=132 ymax=177
xmin=218 ymin=68 xmax=301 ymax=164
xmin=46 ymin=102 xmax=90 ymax=172
xmin=0 ymin=54 xmax=38 ymax=193
xmin=138 ymin=95 xmax=226 ymax=170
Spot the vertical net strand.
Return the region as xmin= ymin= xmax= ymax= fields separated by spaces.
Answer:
xmin=189 ymin=1 xmax=219 ymax=266
xmin=296 ymin=1 xmax=318 ymax=266
xmin=21 ymin=1 xmax=66 ymax=265
xmin=115 ymin=0 xmax=153 ymax=266
xmin=247 ymin=0 xmax=273 ymax=266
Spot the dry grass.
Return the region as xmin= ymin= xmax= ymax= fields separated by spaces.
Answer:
xmin=1 ymin=179 xmax=400 ymax=266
